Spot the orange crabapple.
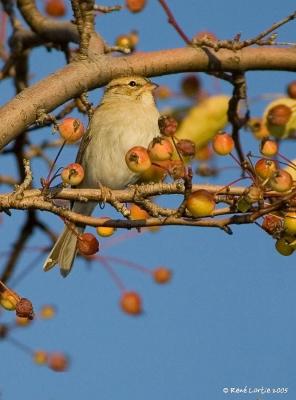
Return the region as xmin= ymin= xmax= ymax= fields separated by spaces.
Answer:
xmin=212 ymin=132 xmax=234 ymax=156
xmin=39 ymin=305 xmax=56 ymax=319
xmin=96 ymin=218 xmax=116 ymax=238
xmin=148 ymin=137 xmax=174 ymax=162
xmin=269 ymin=169 xmax=293 ymax=192
xmin=153 ymin=267 xmax=172 ymax=284
xmin=120 ymin=291 xmax=142 ymax=315
xmin=45 ymin=0 xmax=66 ymax=17
xmin=254 ymin=158 xmax=278 ymax=180
xmin=47 ymin=352 xmax=69 ymax=372
xmin=61 ymin=163 xmax=85 ymax=186
xmin=129 ymin=204 xmax=159 ymax=232
xmin=129 ymin=203 xmax=149 ymax=220
xmin=125 ymin=146 xmax=151 ymax=173
xmin=58 ymin=117 xmax=84 ymax=143
xmin=77 ymin=233 xmax=99 ymax=256
xmin=33 ymin=351 xmax=48 ymax=365
xmin=186 ymin=190 xmax=216 ymax=217
xmin=125 ymin=0 xmax=146 ymax=13
xmin=115 ymin=34 xmax=134 ymax=51
xmin=260 ymin=139 xmax=278 ymax=157
xmin=15 ymin=316 xmax=31 ymax=326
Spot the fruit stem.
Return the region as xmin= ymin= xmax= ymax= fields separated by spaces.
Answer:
xmin=6 ymin=336 xmax=34 ymax=356
xmin=277 ymin=152 xmax=296 ymax=170
xmin=98 ymin=257 xmax=126 ymax=292
xmin=215 ymin=176 xmax=252 ymax=195
xmin=44 ymin=140 xmax=66 ymax=187
xmin=230 ymin=152 xmax=255 ymax=181
xmin=171 ymin=135 xmax=184 ymax=163
xmin=103 ymin=255 xmax=151 ymax=274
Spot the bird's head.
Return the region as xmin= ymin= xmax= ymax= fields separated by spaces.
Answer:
xmin=103 ymin=76 xmax=158 ymax=104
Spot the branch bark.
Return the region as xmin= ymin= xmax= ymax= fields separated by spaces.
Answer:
xmin=0 ymin=46 xmax=296 ymax=150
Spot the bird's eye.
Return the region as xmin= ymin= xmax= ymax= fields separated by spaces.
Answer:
xmin=128 ymin=80 xmax=137 ymax=87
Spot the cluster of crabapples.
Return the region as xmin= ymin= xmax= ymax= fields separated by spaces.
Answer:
xmin=0 ymin=287 xmax=34 ymax=320
xmin=246 ymin=83 xmax=296 ymax=256
xmin=47 ymin=117 xmax=172 ymax=315
xmin=0 ymin=303 xmax=68 ymax=372
xmin=44 ymin=0 xmax=146 ymax=19
xmin=124 ymin=118 xmax=231 ymax=218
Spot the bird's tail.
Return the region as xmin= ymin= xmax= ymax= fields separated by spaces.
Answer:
xmin=43 ymin=201 xmax=96 ymax=277
xmin=43 ymin=225 xmax=84 ymax=277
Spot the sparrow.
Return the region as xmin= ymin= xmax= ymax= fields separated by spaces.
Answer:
xmin=43 ymin=76 xmax=160 ymax=276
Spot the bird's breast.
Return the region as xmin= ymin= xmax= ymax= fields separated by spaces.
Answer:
xmin=81 ymin=102 xmax=160 ymax=189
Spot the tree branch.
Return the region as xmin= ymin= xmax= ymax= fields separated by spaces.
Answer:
xmin=1 ymin=46 xmax=296 ymax=150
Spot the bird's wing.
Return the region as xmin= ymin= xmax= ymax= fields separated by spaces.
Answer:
xmin=75 ymin=126 xmax=92 ymax=165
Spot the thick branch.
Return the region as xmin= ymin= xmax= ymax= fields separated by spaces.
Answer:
xmin=17 ymin=0 xmax=79 ymax=44
xmin=0 ymin=46 xmax=296 ymax=150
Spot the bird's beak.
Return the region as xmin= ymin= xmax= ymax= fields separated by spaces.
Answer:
xmin=145 ymin=81 xmax=159 ymax=91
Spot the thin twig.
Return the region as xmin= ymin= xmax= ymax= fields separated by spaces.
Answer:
xmin=158 ymin=0 xmax=191 ymax=45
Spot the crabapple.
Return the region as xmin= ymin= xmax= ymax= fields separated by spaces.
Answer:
xmin=96 ymin=218 xmax=116 ymax=237
xmin=140 ymin=161 xmax=168 ymax=182
xmin=45 ymin=0 xmax=66 ymax=17
xmin=48 ymin=353 xmax=69 ymax=372
xmin=125 ymin=146 xmax=151 ymax=173
xmin=77 ymin=233 xmax=99 ymax=256
xmin=166 ymin=160 xmax=186 ymax=180
xmin=61 ymin=163 xmax=85 ymax=186
xmin=287 ymin=81 xmax=296 ymax=99
xmin=176 ymin=139 xmax=196 ymax=157
xmin=181 ymin=75 xmax=201 ymax=98
xmin=275 ymin=237 xmax=294 ymax=256
xmin=120 ymin=291 xmax=142 ymax=315
xmin=254 ymin=159 xmax=278 ymax=180
xmin=153 ymin=267 xmax=172 ymax=284
xmin=284 ymin=212 xmax=296 ymax=235
xmin=154 ymin=85 xmax=172 ymax=100
xmin=0 ymin=289 xmax=20 ymax=311
xmin=195 ymin=144 xmax=213 ymax=161
xmin=269 ymin=169 xmax=293 ymax=192
xmin=260 ymin=139 xmax=278 ymax=157
xmin=16 ymin=298 xmax=34 ymax=320
xmin=267 ymin=104 xmax=292 ymax=127
xmin=262 ymin=214 xmax=283 ymax=235
xmin=212 ymin=132 xmax=234 ymax=155
xmin=125 ymin=0 xmax=146 ymax=13
xmin=158 ymin=115 xmax=178 ymax=137
xmin=148 ymin=137 xmax=173 ymax=161
xmin=130 ymin=204 xmax=149 ymax=220
xmin=33 ymin=351 xmax=48 ymax=365
xmin=186 ymin=190 xmax=215 ymax=217
xmin=58 ymin=117 xmax=84 ymax=143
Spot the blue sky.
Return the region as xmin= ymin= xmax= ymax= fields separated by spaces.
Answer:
xmin=1 ymin=1 xmax=296 ymax=399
